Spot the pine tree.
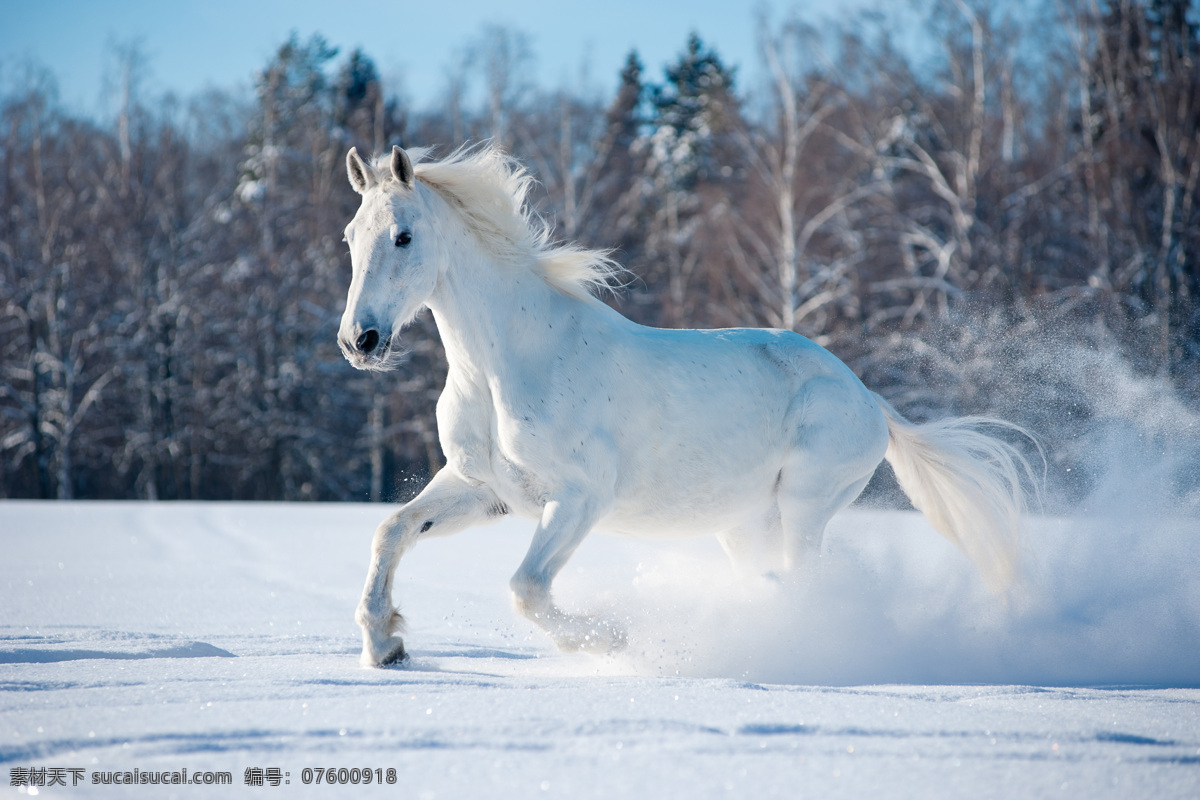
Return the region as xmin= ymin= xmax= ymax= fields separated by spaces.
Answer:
xmin=609 ymin=51 xmax=646 ymax=153
xmin=648 ymin=32 xmax=739 ymax=187
xmin=336 ymin=48 xmax=385 ymax=151
xmin=636 ymin=34 xmax=744 ymax=325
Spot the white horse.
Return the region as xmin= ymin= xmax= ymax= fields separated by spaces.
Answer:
xmin=339 ymin=143 xmax=1033 ymax=667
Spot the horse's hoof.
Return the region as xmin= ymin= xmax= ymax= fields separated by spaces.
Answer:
xmin=361 ymin=637 xmax=408 ymax=668
xmin=554 ymin=620 xmax=627 ymax=654
xmin=379 ymin=645 xmax=409 ymax=667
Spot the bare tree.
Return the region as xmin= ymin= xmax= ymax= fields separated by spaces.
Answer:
xmin=723 ymin=15 xmax=885 ymax=337
xmin=470 ymin=25 xmax=534 ymax=150
xmin=3 ymin=4 xmax=1199 ymax=500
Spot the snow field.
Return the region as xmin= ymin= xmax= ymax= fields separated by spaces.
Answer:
xmin=2 ymin=501 xmax=1198 ymax=798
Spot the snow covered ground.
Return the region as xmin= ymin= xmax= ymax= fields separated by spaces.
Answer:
xmin=2 ymin=500 xmax=1198 ymax=798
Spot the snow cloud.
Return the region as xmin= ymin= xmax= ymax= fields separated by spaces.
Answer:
xmin=561 ymin=337 xmax=1200 ymax=688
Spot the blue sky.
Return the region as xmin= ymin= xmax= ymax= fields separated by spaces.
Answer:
xmin=0 ymin=0 xmax=880 ymax=116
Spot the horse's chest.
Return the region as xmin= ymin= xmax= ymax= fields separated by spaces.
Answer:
xmin=486 ymin=410 xmax=560 ymax=508
xmin=486 ymin=450 xmax=548 ymax=515
xmin=440 ymin=395 xmax=553 ymax=516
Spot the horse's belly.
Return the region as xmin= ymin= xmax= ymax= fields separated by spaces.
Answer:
xmin=598 ymin=449 xmax=781 ymax=538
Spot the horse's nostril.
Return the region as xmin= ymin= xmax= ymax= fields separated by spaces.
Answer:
xmin=356 ymin=329 xmax=380 ymax=354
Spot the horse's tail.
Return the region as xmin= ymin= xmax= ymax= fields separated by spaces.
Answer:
xmin=875 ymin=395 xmax=1038 ymax=592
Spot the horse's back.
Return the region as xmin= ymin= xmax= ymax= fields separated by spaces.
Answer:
xmin=621 ymin=323 xmax=878 ymax=425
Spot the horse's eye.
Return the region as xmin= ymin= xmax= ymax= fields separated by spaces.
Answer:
xmin=395 ymin=231 xmax=412 ymax=247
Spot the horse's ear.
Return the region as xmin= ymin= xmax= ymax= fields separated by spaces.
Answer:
xmin=347 ymin=147 xmax=372 ymax=194
xmin=391 ymin=145 xmax=414 ymax=188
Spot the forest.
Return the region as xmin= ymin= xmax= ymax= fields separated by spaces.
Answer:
xmin=2 ymin=0 xmax=1198 ymax=504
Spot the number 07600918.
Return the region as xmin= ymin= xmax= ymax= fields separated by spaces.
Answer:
xmin=301 ymin=767 xmax=396 ymax=785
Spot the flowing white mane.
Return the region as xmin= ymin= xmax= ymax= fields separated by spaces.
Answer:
xmin=367 ymin=144 xmax=621 ymax=302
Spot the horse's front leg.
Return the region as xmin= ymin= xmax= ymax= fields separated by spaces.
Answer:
xmin=509 ymin=493 xmax=625 ymax=653
xmin=356 ymin=469 xmax=503 ymax=667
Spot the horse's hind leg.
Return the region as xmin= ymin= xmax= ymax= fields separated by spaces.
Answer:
xmin=356 ymin=469 xmax=505 ymax=667
xmin=777 ymin=470 xmax=873 ymax=572
xmin=717 ymin=506 xmax=785 ymax=578
xmin=777 ymin=378 xmax=889 ymax=573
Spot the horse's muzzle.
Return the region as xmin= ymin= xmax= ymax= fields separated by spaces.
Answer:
xmin=339 ymin=325 xmax=397 ymax=371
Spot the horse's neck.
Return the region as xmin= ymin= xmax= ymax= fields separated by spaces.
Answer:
xmin=427 ymin=249 xmax=577 ymax=387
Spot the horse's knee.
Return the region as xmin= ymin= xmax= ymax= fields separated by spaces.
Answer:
xmin=372 ymin=509 xmax=417 ymax=552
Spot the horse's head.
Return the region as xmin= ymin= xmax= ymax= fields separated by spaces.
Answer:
xmin=338 ymin=145 xmax=438 ymax=371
